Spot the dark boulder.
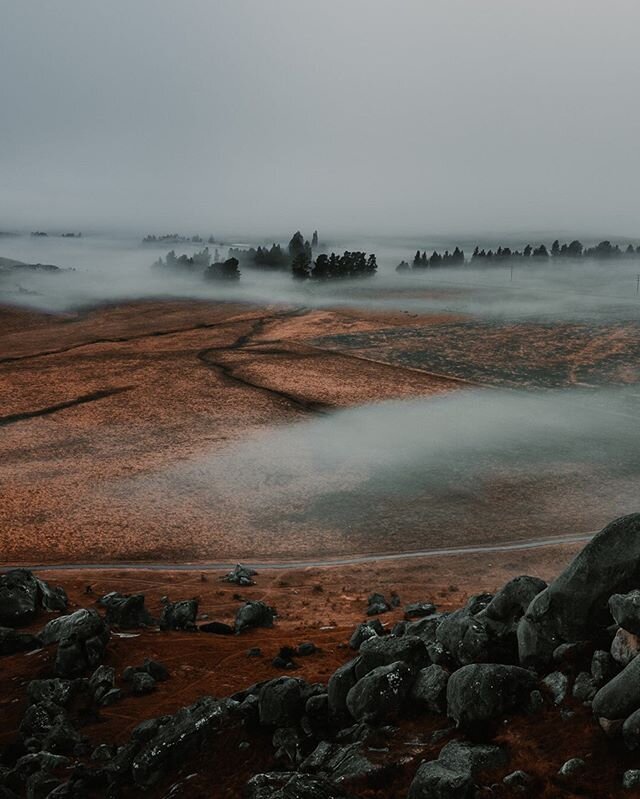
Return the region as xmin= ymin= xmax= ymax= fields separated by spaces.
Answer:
xmin=591 ymin=649 xmax=617 ymax=686
xmin=0 ymin=626 xmax=41 ymax=655
xmin=159 ymin=598 xmax=198 ymax=631
xmin=541 ymin=671 xmax=568 ymax=705
xmin=356 ymin=634 xmax=429 ymax=678
xmin=408 ymin=739 xmax=507 ymax=799
xmin=89 ymin=665 xmax=115 ymax=704
xmin=131 ymin=672 xmax=156 ymax=695
xmin=327 ymin=659 xmax=360 ymax=719
xmin=349 ymin=619 xmax=383 ymax=650
xmin=447 ymin=664 xmax=537 ymax=728
xmin=299 ymin=740 xmax=382 ymax=784
xmin=223 ymin=564 xmax=257 ymax=586
xmin=611 ymin=628 xmax=640 ymax=667
xmin=130 ymin=697 xmax=236 ymax=788
xmin=405 ymin=602 xmax=437 ymax=619
xmin=572 ymin=671 xmax=597 ymax=703
xmin=592 ymin=655 xmax=640 ymax=721
xmin=235 ymin=600 xmax=275 ymax=633
xmin=0 ymin=570 xmax=66 ymax=627
xmin=609 ymin=590 xmax=640 ymax=635
xmin=366 ymin=592 xmax=390 ymax=616
xmin=258 ymin=678 xmax=307 ymax=727
xmin=346 ymin=661 xmax=412 ymax=722
xmin=297 ymin=642 xmax=317 ymax=657
xmin=98 ymin=592 xmax=153 ymax=629
xmin=245 ymin=772 xmax=352 ymax=799
xmin=622 ymin=708 xmax=640 ymax=750
xmin=199 ymin=621 xmax=234 ymax=635
xmin=411 ymin=664 xmax=450 ymax=714
xmin=39 ymin=609 xmax=110 ymax=678
xmin=39 ymin=609 xmax=108 ymax=647
xmin=518 ymin=514 xmax=640 ymax=668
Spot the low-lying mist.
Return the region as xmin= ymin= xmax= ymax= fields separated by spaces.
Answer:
xmin=3 ymin=234 xmax=640 ymax=322
xmin=124 ymin=388 xmax=640 ymax=556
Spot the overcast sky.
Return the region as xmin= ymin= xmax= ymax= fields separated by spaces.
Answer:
xmin=1 ymin=1 xmax=639 ymax=238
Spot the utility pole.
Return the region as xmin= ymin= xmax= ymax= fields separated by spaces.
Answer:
xmin=637 ymin=274 xmax=639 ymax=295
xmin=510 ymin=264 xmax=513 ymax=282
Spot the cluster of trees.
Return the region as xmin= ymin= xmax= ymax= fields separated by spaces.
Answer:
xmin=397 ymin=239 xmax=640 ymax=272
xmin=143 ymin=234 xmax=217 ymax=245
xmin=293 ymin=251 xmax=377 ymax=281
xmin=229 ymin=231 xmax=320 ymax=271
xmin=153 ymin=247 xmax=240 ymax=280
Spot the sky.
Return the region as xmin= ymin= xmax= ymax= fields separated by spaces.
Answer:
xmin=1 ymin=1 xmax=640 ymax=238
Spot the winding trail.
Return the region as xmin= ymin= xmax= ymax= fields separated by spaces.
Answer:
xmin=22 ymin=530 xmax=595 ymax=573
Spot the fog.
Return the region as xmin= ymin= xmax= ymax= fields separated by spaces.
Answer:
xmin=3 ymin=233 xmax=640 ymax=322
xmin=123 ymin=389 xmax=640 ymax=553
xmin=2 ymin=1 xmax=640 ymax=237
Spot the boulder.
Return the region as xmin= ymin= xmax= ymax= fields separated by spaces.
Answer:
xmin=405 ymin=602 xmax=437 ymax=619
xmin=223 ymin=564 xmax=257 ymax=586
xmin=39 ymin=609 xmax=110 ymax=678
xmin=131 ymin=672 xmax=156 ymax=696
xmin=26 ymin=679 xmax=84 ymax=708
xmin=159 ymin=599 xmax=198 ymax=631
xmin=411 ymin=664 xmax=450 ymax=714
xmin=366 ymin=592 xmax=390 ymax=616
xmin=609 ymin=590 xmax=640 ymax=635
xmin=518 ymin=514 xmax=640 ymax=668
xmin=623 ymin=769 xmax=640 ymax=789
xmin=541 ymin=671 xmax=568 ymax=705
xmin=408 ymin=739 xmax=507 ymax=799
xmin=98 ymin=592 xmax=153 ymax=629
xmin=39 ymin=609 xmax=108 ymax=647
xmin=349 ymin=619 xmax=383 ymax=650
xmin=592 ymin=649 xmax=617 ymax=686
xmin=258 ymin=678 xmax=307 ymax=727
xmin=557 ymin=758 xmax=586 ymax=779
xmin=89 ymin=665 xmax=115 ymax=704
xmin=356 ymin=634 xmax=428 ymax=678
xmin=299 ymin=740 xmax=382 ymax=784
xmin=622 ymin=708 xmax=640 ymax=750
xmin=245 ymin=772 xmax=352 ymax=799
xmin=346 ymin=661 xmax=412 ymax=722
xmin=572 ymin=672 xmax=597 ymax=703
xmin=327 ymin=659 xmax=360 ymax=718
xmin=235 ymin=601 xmax=275 ymax=633
xmin=0 ymin=569 xmax=67 ymax=629
xmin=593 ymin=655 xmax=640 ymax=721
xmin=199 ymin=621 xmax=234 ymax=635
xmin=447 ymin=664 xmax=537 ymax=728
xmin=611 ymin=628 xmax=640 ymax=667
xmin=130 ymin=697 xmax=236 ymax=787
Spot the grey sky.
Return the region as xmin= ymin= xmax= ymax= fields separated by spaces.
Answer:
xmin=1 ymin=1 xmax=639 ymax=237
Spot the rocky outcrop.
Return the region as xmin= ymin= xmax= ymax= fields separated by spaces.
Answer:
xmin=0 ymin=569 xmax=67 ymax=627
xmin=447 ymin=664 xmax=537 ymax=727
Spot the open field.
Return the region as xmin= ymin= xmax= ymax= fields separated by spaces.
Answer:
xmin=2 ymin=299 xmax=640 ymax=565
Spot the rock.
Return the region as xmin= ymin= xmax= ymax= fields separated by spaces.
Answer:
xmin=346 ymin=661 xmax=412 ymax=722
xmin=447 ymin=664 xmax=537 ymax=728
xmin=356 ymin=634 xmax=429 ymax=678
xmin=611 ymin=628 xmax=640 ymax=667
xmin=0 ymin=626 xmax=41 ymax=655
xmin=593 ymin=655 xmax=640 ymax=721
xmin=26 ymin=679 xmax=83 ymax=708
xmin=0 ymin=570 xmax=67 ymax=628
xmin=408 ymin=740 xmax=507 ymax=799
xmin=223 ymin=564 xmax=257 ymax=586
xmin=572 ymin=672 xmax=597 ymax=703
xmin=349 ymin=619 xmax=383 ymax=650
xmin=528 ymin=689 xmax=545 ymax=713
xmin=557 ymin=758 xmax=586 ymax=779
xmin=245 ymin=772 xmax=351 ymax=799
xmin=159 ymin=599 xmax=198 ymax=631
xmin=19 ymin=703 xmax=84 ymax=755
xmin=297 ymin=642 xmax=317 ymax=657
xmin=248 ymin=647 xmax=262 ymax=657
xmin=599 ymin=717 xmax=624 ymax=737
xmin=258 ymin=678 xmax=307 ymax=727
xmin=235 ymin=600 xmax=275 ymax=633
xmin=328 ymin=659 xmax=360 ymax=719
xmin=300 ymin=740 xmax=382 ymax=784
xmin=98 ymin=592 xmax=153 ymax=629
xmin=623 ymin=769 xmax=640 ymax=789
xmin=623 ymin=708 xmax=640 ymax=750
xmin=89 ymin=665 xmax=115 ymax=704
xmin=411 ymin=664 xmax=450 ymax=714
xmin=518 ymin=514 xmax=640 ymax=668
xmin=366 ymin=592 xmax=390 ymax=616
xmin=39 ymin=608 xmax=108 ymax=647
xmin=405 ymin=602 xmax=437 ymax=619
xmin=541 ymin=671 xmax=568 ymax=704
xmin=131 ymin=672 xmax=156 ymax=695
xmin=592 ymin=649 xmax=617 ymax=685
xmin=130 ymin=697 xmax=236 ymax=788
xmin=610 ymin=591 xmax=640 ymax=635
xmin=199 ymin=621 xmax=234 ymax=635
xmin=503 ymin=770 xmax=533 ymax=789
xmin=552 ymin=641 xmax=591 ymax=665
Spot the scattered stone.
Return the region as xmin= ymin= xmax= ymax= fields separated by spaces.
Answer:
xmin=273 ymin=646 xmax=297 ymax=670
xmin=447 ymin=664 xmax=537 ymax=727
xmin=592 ymin=649 xmax=617 ymax=685
xmin=405 ymin=602 xmax=437 ymax=619
xmin=541 ymin=671 xmax=568 ymax=705
xmin=356 ymin=634 xmax=428 ymax=678
xmin=223 ymin=564 xmax=257 ymax=586
xmin=366 ymin=592 xmax=390 ymax=616
xmin=346 ymin=661 xmax=412 ymax=722
xmin=622 ymin=708 xmax=640 ymax=750
xmin=245 ymin=772 xmax=350 ymax=799
xmin=247 ymin=647 xmax=261 ymax=657
xmin=258 ymin=678 xmax=307 ymax=727
xmin=609 ymin=591 xmax=640 ymax=635
xmin=89 ymin=665 xmax=115 ymax=704
xmin=503 ymin=770 xmax=534 ymax=789
xmin=299 ymin=740 xmax=382 ymax=784
xmin=410 ymin=664 xmax=450 ymax=714
xmin=199 ymin=621 xmax=234 ymax=635
xmin=0 ymin=569 xmax=67 ymax=627
xmin=159 ymin=599 xmax=198 ymax=631
xmin=518 ymin=514 xmax=640 ymax=668
xmin=552 ymin=640 xmax=591 ymax=665
xmin=235 ymin=601 xmax=275 ymax=633
xmin=327 ymin=659 xmax=360 ymax=719
xmin=349 ymin=619 xmax=383 ymax=650
xmin=99 ymin=592 xmax=153 ymax=629
xmin=408 ymin=740 xmax=507 ymax=799
xmin=297 ymin=642 xmax=317 ymax=656
xmin=39 ymin=609 xmax=110 ymax=678
xmin=131 ymin=672 xmax=156 ymax=695
xmin=528 ymin=689 xmax=545 ymax=713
